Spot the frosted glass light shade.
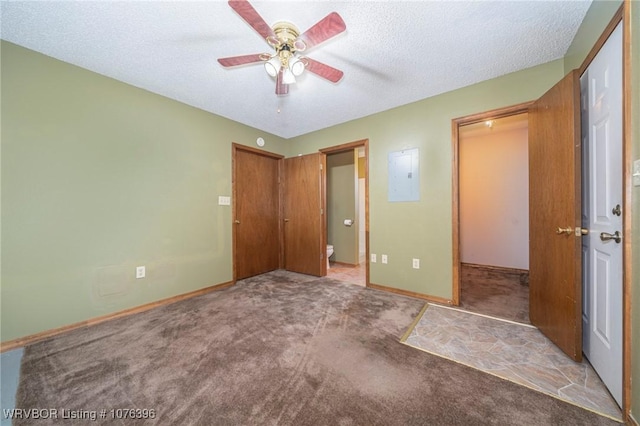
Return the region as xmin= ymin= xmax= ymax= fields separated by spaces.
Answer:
xmin=264 ymin=57 xmax=280 ymax=77
xmin=282 ymin=68 xmax=296 ymax=84
xmin=290 ymin=56 xmax=305 ymax=76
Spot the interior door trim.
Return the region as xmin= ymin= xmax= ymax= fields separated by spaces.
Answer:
xmin=450 ymin=102 xmax=533 ymax=306
xmin=231 ymin=143 xmax=284 ymax=282
xmin=620 ymin=2 xmax=633 ymax=418
xmin=320 ymin=139 xmax=369 ymax=287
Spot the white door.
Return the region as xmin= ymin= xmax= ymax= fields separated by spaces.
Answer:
xmin=580 ymin=23 xmax=623 ymax=407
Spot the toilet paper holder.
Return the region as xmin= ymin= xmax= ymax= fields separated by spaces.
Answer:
xmin=343 ymin=219 xmax=354 ymax=227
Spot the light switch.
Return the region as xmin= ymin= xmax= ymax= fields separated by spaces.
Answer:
xmin=633 ymin=159 xmax=640 ymax=187
xmin=218 ymin=196 xmax=231 ymax=205
xmin=136 ymin=266 xmax=145 ymax=279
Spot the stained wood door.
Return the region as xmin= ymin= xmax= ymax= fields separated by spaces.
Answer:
xmin=283 ymin=153 xmax=326 ymax=276
xmin=233 ymin=145 xmax=282 ymax=280
xmin=528 ymin=70 xmax=582 ymax=361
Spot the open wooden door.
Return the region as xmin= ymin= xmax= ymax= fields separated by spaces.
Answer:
xmin=528 ymin=70 xmax=582 ymax=361
xmin=283 ymin=153 xmax=326 ymax=276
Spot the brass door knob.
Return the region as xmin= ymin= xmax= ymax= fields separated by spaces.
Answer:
xmin=556 ymin=227 xmax=573 ymax=236
xmin=600 ymin=231 xmax=621 ymax=243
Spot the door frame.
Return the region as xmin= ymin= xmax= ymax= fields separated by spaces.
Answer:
xmin=451 ymin=102 xmax=533 ymax=306
xmin=232 ymin=143 xmax=284 ymax=282
xmin=320 ymin=139 xmax=370 ymax=287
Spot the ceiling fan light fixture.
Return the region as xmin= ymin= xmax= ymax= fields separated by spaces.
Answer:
xmin=264 ymin=56 xmax=280 ymax=77
xmin=282 ymin=67 xmax=296 ymax=85
xmin=289 ymin=56 xmax=305 ymax=77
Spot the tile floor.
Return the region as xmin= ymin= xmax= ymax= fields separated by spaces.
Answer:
xmin=402 ymin=304 xmax=622 ymax=422
xmin=327 ymin=261 xmax=365 ymax=286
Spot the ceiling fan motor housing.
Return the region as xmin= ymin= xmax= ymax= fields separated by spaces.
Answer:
xmin=268 ymin=21 xmax=305 ymax=53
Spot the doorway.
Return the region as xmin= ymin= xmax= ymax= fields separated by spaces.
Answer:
xmin=458 ymin=113 xmax=530 ymax=323
xmin=320 ymin=140 xmax=369 ymax=287
xmin=452 ymin=102 xmax=532 ymax=307
xmin=451 ymin=14 xmax=625 ymax=409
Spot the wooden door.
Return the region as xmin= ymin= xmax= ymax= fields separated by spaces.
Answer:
xmin=233 ymin=145 xmax=282 ymax=280
xmin=283 ymin=153 xmax=326 ymax=276
xmin=528 ymin=70 xmax=582 ymax=361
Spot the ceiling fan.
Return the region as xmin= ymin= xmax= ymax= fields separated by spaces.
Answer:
xmin=218 ymin=0 xmax=346 ymax=96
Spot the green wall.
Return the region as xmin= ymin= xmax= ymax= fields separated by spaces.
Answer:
xmin=326 ymin=150 xmax=358 ymax=265
xmin=289 ymin=60 xmax=564 ymax=298
xmin=0 ymin=41 xmax=288 ymax=342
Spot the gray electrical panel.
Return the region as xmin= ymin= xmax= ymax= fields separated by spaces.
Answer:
xmin=388 ymin=148 xmax=419 ymax=202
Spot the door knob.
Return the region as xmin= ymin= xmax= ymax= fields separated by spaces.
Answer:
xmin=234 ymin=220 xmax=240 ymax=224
xmin=612 ymin=204 xmax=621 ymax=216
xmin=600 ymin=231 xmax=621 ymax=243
xmin=556 ymin=227 xmax=573 ymax=236
xmin=284 ymin=218 xmax=290 ymax=222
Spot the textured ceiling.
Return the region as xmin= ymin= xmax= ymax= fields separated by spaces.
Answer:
xmin=1 ymin=1 xmax=591 ymax=139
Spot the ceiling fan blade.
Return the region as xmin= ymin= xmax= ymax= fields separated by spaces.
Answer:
xmin=217 ymin=54 xmax=266 ymax=67
xmin=276 ymin=68 xmax=289 ymax=95
xmin=299 ymin=12 xmax=346 ymax=50
xmin=304 ymin=58 xmax=344 ymax=83
xmin=228 ymin=0 xmax=275 ymax=41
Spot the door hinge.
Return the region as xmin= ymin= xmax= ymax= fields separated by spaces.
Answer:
xmin=320 ymin=208 xmax=324 ymax=215
xmin=320 ymin=163 xmax=323 ymax=171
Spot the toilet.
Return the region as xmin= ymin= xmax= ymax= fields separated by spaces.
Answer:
xmin=326 ymin=245 xmax=334 ymax=269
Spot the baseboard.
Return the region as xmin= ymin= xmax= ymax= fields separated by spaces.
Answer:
xmin=368 ymin=282 xmax=452 ymax=305
xmin=0 ymin=280 xmax=235 ymax=353
xmin=629 ymin=412 xmax=639 ymax=426
xmin=461 ymin=262 xmax=529 ymax=275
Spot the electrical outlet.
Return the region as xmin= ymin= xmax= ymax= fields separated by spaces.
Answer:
xmin=412 ymin=258 xmax=420 ymax=269
xmin=381 ymin=254 xmax=388 ymax=264
xmin=136 ymin=266 xmax=146 ymax=279
xmin=371 ymin=254 xmax=377 ymax=263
